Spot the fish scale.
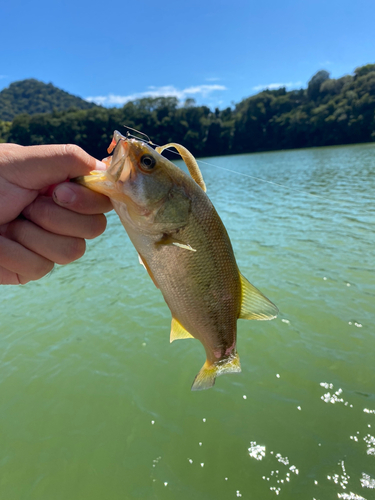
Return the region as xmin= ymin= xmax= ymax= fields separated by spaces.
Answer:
xmin=149 ymin=195 xmax=241 ymax=365
xmin=75 ymin=131 xmax=278 ymax=390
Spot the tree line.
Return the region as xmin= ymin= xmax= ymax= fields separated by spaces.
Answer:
xmin=1 ymin=64 xmax=374 ymax=159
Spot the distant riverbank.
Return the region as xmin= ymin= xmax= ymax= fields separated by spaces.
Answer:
xmin=1 ymin=63 xmax=374 ymax=160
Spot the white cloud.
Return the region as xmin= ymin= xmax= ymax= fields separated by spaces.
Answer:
xmin=86 ymin=84 xmax=227 ymax=107
xmin=319 ymin=60 xmax=333 ymax=66
xmin=0 ymin=75 xmax=8 ymax=79
xmin=252 ymin=81 xmax=302 ymax=92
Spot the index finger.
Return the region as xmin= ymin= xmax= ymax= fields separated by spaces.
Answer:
xmin=0 ymin=144 xmax=106 ymax=191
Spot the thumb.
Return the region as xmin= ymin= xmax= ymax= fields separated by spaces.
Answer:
xmin=1 ymin=144 xmax=106 ymax=191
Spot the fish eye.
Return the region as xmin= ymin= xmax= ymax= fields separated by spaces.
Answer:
xmin=140 ymin=154 xmax=156 ymax=171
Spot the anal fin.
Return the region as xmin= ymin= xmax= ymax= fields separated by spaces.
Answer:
xmin=170 ymin=318 xmax=194 ymax=343
xmin=191 ymin=353 xmax=241 ymax=391
xmin=239 ymin=273 xmax=278 ymax=320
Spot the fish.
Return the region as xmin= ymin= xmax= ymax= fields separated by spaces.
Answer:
xmin=75 ymin=131 xmax=278 ymax=390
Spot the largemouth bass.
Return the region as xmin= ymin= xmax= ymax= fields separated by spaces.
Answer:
xmin=76 ymin=131 xmax=278 ymax=390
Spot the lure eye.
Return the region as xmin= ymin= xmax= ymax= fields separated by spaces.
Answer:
xmin=140 ymin=154 xmax=156 ymax=171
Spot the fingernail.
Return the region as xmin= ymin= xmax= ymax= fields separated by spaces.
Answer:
xmin=95 ymin=160 xmax=107 ymax=171
xmin=54 ymin=183 xmax=76 ymax=204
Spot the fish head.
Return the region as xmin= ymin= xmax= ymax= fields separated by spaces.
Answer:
xmin=76 ymin=131 xmax=191 ymax=231
xmin=101 ymin=132 xmax=173 ymax=203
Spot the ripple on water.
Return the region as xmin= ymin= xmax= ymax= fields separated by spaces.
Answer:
xmin=0 ymin=144 xmax=375 ymax=500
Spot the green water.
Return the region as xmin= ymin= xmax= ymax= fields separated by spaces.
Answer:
xmin=0 ymin=143 xmax=374 ymax=500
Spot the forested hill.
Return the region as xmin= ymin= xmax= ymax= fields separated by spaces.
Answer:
xmin=0 ymin=79 xmax=98 ymax=121
xmin=1 ymin=64 xmax=375 ymax=158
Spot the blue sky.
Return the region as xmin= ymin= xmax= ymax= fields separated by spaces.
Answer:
xmin=1 ymin=0 xmax=374 ymax=109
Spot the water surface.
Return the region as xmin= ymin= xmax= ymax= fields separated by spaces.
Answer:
xmin=0 ymin=143 xmax=374 ymax=499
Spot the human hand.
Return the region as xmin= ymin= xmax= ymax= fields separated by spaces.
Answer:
xmin=0 ymin=143 xmax=112 ymax=285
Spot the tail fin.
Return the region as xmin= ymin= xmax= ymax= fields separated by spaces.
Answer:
xmin=191 ymin=353 xmax=241 ymax=391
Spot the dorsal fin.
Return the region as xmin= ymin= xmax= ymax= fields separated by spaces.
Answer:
xmin=239 ymin=273 xmax=278 ymax=320
xmin=170 ymin=317 xmax=194 ymax=343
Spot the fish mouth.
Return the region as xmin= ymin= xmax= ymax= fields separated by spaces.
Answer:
xmin=106 ymin=139 xmax=132 ymax=184
xmin=74 ymin=138 xmax=132 ymax=198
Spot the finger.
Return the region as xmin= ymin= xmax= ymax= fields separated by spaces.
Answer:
xmin=3 ymin=219 xmax=86 ymax=265
xmin=22 ymin=196 xmax=107 ymax=239
xmin=52 ymin=182 xmax=113 ymax=214
xmin=0 ymin=235 xmax=54 ymax=282
xmin=0 ymin=143 xmax=106 ymax=190
xmin=0 ymin=266 xmax=23 ymax=285
xmin=0 ymin=266 xmax=33 ymax=285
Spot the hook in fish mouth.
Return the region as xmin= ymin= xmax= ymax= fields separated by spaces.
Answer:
xmin=107 ymin=131 xmax=158 ymax=183
xmin=120 ymin=126 xmax=154 ymax=145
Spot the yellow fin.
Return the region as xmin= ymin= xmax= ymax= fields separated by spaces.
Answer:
xmin=170 ymin=318 xmax=194 ymax=343
xmin=155 ymin=143 xmax=206 ymax=192
xmin=156 ymin=234 xmax=196 ymax=252
xmin=239 ymin=273 xmax=278 ymax=320
xmin=191 ymin=354 xmax=241 ymax=391
xmin=172 ymin=242 xmax=196 ymax=252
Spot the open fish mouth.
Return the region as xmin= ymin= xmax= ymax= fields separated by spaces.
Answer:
xmin=74 ymin=134 xmax=133 ymax=197
xmin=105 ymin=136 xmax=133 ymax=184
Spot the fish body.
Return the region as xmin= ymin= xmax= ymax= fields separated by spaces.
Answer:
xmin=77 ymin=132 xmax=278 ymax=390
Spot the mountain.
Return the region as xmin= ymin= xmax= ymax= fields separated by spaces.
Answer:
xmin=1 ymin=64 xmax=374 ymax=156
xmin=0 ymin=79 xmax=98 ymax=121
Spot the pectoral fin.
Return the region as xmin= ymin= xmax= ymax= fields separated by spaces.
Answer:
xmin=239 ymin=273 xmax=278 ymax=320
xmin=156 ymin=235 xmax=196 ymax=252
xmin=191 ymin=354 xmax=241 ymax=391
xmin=170 ymin=318 xmax=194 ymax=343
xmin=172 ymin=242 xmax=196 ymax=252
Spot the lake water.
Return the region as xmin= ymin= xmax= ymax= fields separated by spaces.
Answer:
xmin=0 ymin=143 xmax=374 ymax=500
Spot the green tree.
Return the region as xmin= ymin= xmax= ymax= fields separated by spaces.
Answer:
xmin=5 ymin=63 xmax=375 ymax=158
xmin=0 ymin=120 xmax=11 ymax=143
xmin=307 ymin=70 xmax=330 ymax=101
